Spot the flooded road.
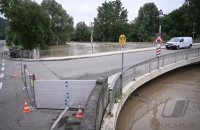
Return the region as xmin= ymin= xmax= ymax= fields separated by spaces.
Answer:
xmin=40 ymin=42 xmax=154 ymax=57
xmin=116 ymin=63 xmax=200 ymax=130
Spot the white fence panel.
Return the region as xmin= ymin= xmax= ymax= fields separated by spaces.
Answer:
xmin=35 ymin=80 xmax=96 ymax=109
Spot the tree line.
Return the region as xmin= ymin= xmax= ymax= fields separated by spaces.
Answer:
xmin=0 ymin=0 xmax=199 ymax=50
xmin=0 ymin=17 xmax=8 ymax=39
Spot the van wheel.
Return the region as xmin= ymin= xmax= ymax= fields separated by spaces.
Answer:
xmin=176 ymin=46 xmax=180 ymax=50
xmin=188 ymin=44 xmax=192 ymax=48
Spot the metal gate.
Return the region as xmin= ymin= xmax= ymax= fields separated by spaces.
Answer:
xmin=34 ymin=80 xmax=96 ymax=109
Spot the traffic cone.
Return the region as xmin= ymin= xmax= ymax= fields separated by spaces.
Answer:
xmin=13 ymin=70 xmax=19 ymax=80
xmin=23 ymin=100 xmax=32 ymax=113
xmin=75 ymin=103 xmax=83 ymax=119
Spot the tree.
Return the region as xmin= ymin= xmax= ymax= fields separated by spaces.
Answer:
xmin=93 ymin=0 xmax=128 ymax=41
xmin=0 ymin=0 xmax=52 ymax=49
xmin=135 ymin=3 xmax=159 ymax=41
xmin=187 ymin=0 xmax=200 ymax=37
xmin=127 ymin=20 xmax=139 ymax=42
xmin=0 ymin=17 xmax=8 ymax=39
xmin=162 ymin=3 xmax=197 ymax=39
xmin=74 ymin=22 xmax=91 ymax=41
xmin=41 ymin=0 xmax=74 ymax=44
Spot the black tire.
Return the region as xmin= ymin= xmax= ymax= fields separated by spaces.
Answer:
xmin=188 ymin=44 xmax=192 ymax=48
xmin=176 ymin=46 xmax=180 ymax=50
xmin=166 ymin=46 xmax=169 ymax=50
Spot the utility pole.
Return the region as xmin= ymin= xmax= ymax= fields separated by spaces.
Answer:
xmin=193 ymin=22 xmax=196 ymax=40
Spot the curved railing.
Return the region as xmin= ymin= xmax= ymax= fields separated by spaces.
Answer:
xmin=107 ymin=48 xmax=200 ymax=129
xmin=81 ymin=48 xmax=200 ymax=130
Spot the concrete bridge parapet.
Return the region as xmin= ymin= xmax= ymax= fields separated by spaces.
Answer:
xmin=101 ymin=48 xmax=200 ymax=130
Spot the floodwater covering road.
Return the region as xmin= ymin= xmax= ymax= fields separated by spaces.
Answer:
xmin=40 ymin=42 xmax=155 ymax=57
xmin=116 ymin=63 xmax=200 ymax=130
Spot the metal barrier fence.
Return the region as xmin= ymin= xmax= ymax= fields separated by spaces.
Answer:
xmin=3 ymin=49 xmax=39 ymax=59
xmin=109 ymin=48 xmax=200 ymax=114
xmin=20 ymin=63 xmax=36 ymax=106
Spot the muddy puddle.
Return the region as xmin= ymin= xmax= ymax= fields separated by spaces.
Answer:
xmin=116 ymin=63 xmax=200 ymax=130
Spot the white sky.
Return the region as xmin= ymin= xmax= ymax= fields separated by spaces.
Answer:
xmin=3 ymin=0 xmax=185 ymax=26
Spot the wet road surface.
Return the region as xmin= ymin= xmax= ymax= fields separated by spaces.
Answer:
xmin=116 ymin=63 xmax=200 ymax=130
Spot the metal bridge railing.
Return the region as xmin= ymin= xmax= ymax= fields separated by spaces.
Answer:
xmin=109 ymin=48 xmax=200 ymax=114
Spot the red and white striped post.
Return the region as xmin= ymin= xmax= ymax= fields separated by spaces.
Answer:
xmin=154 ymin=33 xmax=164 ymax=69
xmin=154 ymin=33 xmax=163 ymax=57
xmin=156 ymin=41 xmax=161 ymax=57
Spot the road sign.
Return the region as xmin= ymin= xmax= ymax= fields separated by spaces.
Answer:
xmin=154 ymin=33 xmax=164 ymax=44
xmin=119 ymin=34 xmax=126 ymax=46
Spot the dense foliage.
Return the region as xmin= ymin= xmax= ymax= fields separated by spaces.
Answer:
xmin=41 ymin=0 xmax=74 ymax=45
xmin=93 ymin=0 xmax=129 ymax=41
xmin=0 ymin=17 xmax=8 ymax=39
xmin=0 ymin=0 xmax=199 ymax=49
xmin=0 ymin=0 xmax=52 ymax=49
xmin=73 ymin=22 xmax=91 ymax=41
xmin=134 ymin=3 xmax=159 ymax=41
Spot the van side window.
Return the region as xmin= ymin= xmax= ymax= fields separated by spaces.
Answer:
xmin=180 ymin=38 xmax=184 ymax=42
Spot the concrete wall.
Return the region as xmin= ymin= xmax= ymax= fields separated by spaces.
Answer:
xmin=101 ymin=57 xmax=200 ymax=130
xmin=81 ymin=77 xmax=109 ymax=130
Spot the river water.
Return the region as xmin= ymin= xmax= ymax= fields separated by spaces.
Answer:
xmin=116 ymin=63 xmax=200 ymax=130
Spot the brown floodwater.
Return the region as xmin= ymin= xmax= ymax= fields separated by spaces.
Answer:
xmin=116 ymin=63 xmax=200 ymax=130
xmin=40 ymin=42 xmax=155 ymax=57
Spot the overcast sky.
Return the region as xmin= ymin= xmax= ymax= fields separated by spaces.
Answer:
xmin=6 ymin=0 xmax=186 ymax=26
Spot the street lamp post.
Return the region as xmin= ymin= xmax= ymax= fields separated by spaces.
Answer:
xmin=89 ymin=22 xmax=94 ymax=54
xmin=193 ymin=22 xmax=196 ymax=40
xmin=159 ymin=9 xmax=164 ymax=34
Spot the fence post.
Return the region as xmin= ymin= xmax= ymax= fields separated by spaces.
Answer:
xmin=23 ymin=64 xmax=27 ymax=87
xmin=133 ymin=66 xmax=136 ymax=80
xmin=32 ymin=74 xmax=36 ymax=107
xmin=162 ymin=56 xmax=164 ymax=67
xmin=175 ymin=52 xmax=177 ymax=63
xmin=149 ymin=59 xmax=151 ymax=73
xmin=186 ymin=50 xmax=189 ymax=60
xmin=33 ymin=49 xmax=37 ymax=59
xmin=51 ymin=49 xmax=53 ymax=57
xmin=157 ymin=57 xmax=160 ymax=69
xmin=109 ymin=88 xmax=113 ymax=115
xmin=37 ymin=49 xmax=40 ymax=59
xmin=20 ymin=61 xmax=24 ymax=81
xmin=23 ymin=64 xmax=31 ymax=105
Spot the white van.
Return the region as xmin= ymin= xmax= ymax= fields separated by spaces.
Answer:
xmin=166 ymin=37 xmax=193 ymax=50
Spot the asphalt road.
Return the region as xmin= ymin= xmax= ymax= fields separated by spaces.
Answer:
xmin=25 ymin=46 xmax=199 ymax=80
xmin=0 ymin=44 xmax=62 ymax=130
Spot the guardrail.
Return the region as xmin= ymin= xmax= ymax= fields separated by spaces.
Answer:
xmin=109 ymin=48 xmax=200 ymax=114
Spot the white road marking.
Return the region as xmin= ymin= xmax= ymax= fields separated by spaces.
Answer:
xmin=0 ymin=82 xmax=2 ymax=90
xmin=0 ymin=73 xmax=4 ymax=79
xmin=2 ymin=59 xmax=5 ymax=62
xmin=1 ymin=67 xmax=4 ymax=71
xmin=2 ymin=63 xmax=5 ymax=66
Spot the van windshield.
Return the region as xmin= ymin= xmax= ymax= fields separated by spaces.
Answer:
xmin=169 ymin=37 xmax=181 ymax=42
